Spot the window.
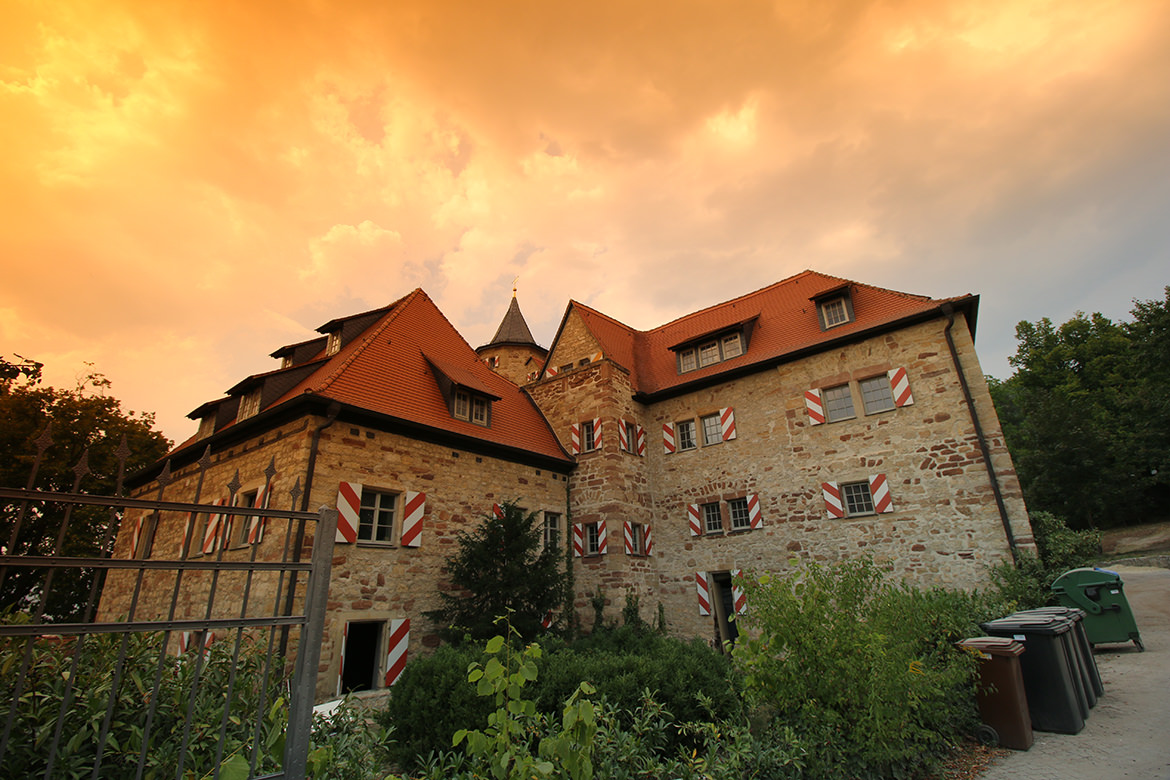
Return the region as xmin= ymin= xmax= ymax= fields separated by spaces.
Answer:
xmin=624 ymin=421 xmax=638 ymax=453
xmin=238 ymin=389 xmax=261 ymax=421
xmin=472 ymin=397 xmax=488 ymax=425
xmin=702 ymin=502 xmax=723 ymax=535
xmin=585 ymin=522 xmax=601 ymax=555
xmin=729 ymin=498 xmax=752 ymax=531
xmin=842 ymin=481 xmax=875 ymax=517
xmin=860 ymin=376 xmax=896 ymax=415
xmin=543 ymin=512 xmax=561 ymax=552
xmin=197 ymin=415 xmax=215 ymax=440
xmin=578 ymin=358 xmax=590 ymax=367
xmin=454 ymin=390 xmax=470 ymax=419
xmin=820 ymin=297 xmax=850 ymax=328
xmin=823 ymin=384 xmax=855 ymax=422
xmin=677 ymin=329 xmax=746 ymax=374
xmin=326 ymin=331 xmax=342 ymax=355
xmin=281 ymin=355 xmax=293 ymax=369
xmin=701 ymin=413 xmax=722 ymax=445
xmin=581 ymin=419 xmax=597 ymax=451
xmin=627 ymin=522 xmax=646 ymax=555
xmin=358 ymin=489 xmax=397 ymax=543
xmin=560 ymin=364 xmax=573 ymax=373
xmin=229 ymin=490 xmax=258 ymax=547
xmin=454 ymin=389 xmax=489 ymax=426
xmin=134 ymin=514 xmax=159 ymax=559
xmin=677 ymin=420 xmax=696 ymax=451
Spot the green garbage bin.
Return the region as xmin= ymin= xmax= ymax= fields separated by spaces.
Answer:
xmin=1050 ymin=568 xmax=1144 ymax=651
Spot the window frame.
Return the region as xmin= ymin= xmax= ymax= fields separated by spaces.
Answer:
xmin=676 ymin=328 xmax=746 ymax=374
xmin=543 ymin=511 xmax=562 ymax=553
xmin=238 ymin=389 xmax=261 ymax=421
xmin=728 ymin=498 xmax=752 ymax=531
xmin=454 ymin=389 xmax=470 ymax=420
xmin=702 ymin=502 xmax=723 ymax=535
xmin=357 ymin=488 xmax=399 ymax=545
xmin=326 ymin=330 xmax=342 ymax=355
xmin=700 ymin=413 xmax=722 ymax=446
xmin=822 ymin=383 xmax=856 ymax=423
xmin=581 ymin=419 xmax=597 ymax=451
xmin=818 ymin=296 xmax=853 ymax=329
xmin=627 ymin=522 xmax=646 ymax=556
xmin=859 ymin=375 xmax=896 ymax=415
xmin=624 ymin=421 xmax=638 ymax=453
xmin=842 ymin=481 xmax=876 ymax=517
xmin=585 ymin=522 xmax=601 ymax=555
xmin=676 ymin=419 xmax=697 ymax=451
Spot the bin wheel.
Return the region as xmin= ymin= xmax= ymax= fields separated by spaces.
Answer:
xmin=975 ymin=724 xmax=999 ymax=747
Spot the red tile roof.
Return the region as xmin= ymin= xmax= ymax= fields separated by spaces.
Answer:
xmin=560 ymin=270 xmax=974 ymax=397
xmin=181 ymin=289 xmax=571 ymax=465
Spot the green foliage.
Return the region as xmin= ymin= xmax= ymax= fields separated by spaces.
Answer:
xmin=733 ymin=559 xmax=983 ymax=779
xmin=426 ymin=501 xmax=570 ymax=643
xmin=0 ymin=364 xmax=170 ymax=621
xmin=988 ymin=511 xmax=1103 ymax=610
xmin=990 ymin=290 xmax=1170 ymax=529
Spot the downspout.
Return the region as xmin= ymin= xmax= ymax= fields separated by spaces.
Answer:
xmin=941 ymin=304 xmax=1018 ymax=562
xmin=280 ymin=402 xmax=341 ymax=657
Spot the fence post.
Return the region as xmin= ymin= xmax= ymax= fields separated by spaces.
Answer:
xmin=283 ymin=505 xmax=337 ymax=778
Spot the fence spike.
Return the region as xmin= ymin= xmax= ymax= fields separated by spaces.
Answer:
xmin=72 ymin=448 xmax=91 ymax=487
xmin=227 ymin=469 xmax=241 ymax=499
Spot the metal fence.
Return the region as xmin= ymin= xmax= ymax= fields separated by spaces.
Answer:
xmin=0 ymin=428 xmax=336 ymax=779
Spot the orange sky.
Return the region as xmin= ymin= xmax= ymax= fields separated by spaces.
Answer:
xmin=3 ymin=0 xmax=1169 ymax=444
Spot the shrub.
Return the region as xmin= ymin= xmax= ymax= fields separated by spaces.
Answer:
xmin=733 ymin=558 xmax=982 ymax=779
xmin=988 ymin=511 xmax=1103 ymax=610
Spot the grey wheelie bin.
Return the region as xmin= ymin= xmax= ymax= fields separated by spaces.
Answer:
xmin=980 ymin=613 xmax=1086 ymax=734
xmin=957 ymin=637 xmax=1034 ymax=750
xmin=1051 ymin=567 xmax=1144 ymax=651
xmin=1016 ymin=606 xmax=1103 ymax=702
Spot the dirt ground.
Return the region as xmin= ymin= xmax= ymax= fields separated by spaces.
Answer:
xmin=1100 ymin=520 xmax=1170 ymax=556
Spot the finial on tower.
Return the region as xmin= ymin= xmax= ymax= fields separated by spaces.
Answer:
xmin=512 ymin=276 xmax=518 ymax=297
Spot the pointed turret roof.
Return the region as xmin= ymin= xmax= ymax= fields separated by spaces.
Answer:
xmin=483 ymin=295 xmax=540 ymax=349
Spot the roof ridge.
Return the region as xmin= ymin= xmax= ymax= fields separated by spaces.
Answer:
xmin=570 ymin=300 xmax=639 ymax=334
xmin=313 ymin=289 xmax=422 ymax=394
xmin=648 ymin=270 xmax=819 ymax=333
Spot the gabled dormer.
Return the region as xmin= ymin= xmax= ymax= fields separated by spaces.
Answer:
xmin=668 ymin=315 xmax=758 ymax=375
xmin=316 ymin=307 xmax=388 ymax=358
xmin=423 ymin=352 xmax=503 ymax=428
xmin=810 ymin=283 xmax=855 ymax=331
xmin=270 ymin=336 xmax=328 ymax=369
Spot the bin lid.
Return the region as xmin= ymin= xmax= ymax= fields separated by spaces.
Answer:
xmin=980 ymin=614 xmax=1073 ymax=636
xmin=1051 ymin=567 xmax=1124 ymax=590
xmin=1015 ymin=606 xmax=1086 ymax=621
xmin=957 ymin=637 xmax=1024 ymax=657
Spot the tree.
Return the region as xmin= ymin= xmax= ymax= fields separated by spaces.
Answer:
xmin=427 ymin=500 xmax=570 ymax=643
xmin=0 ymin=358 xmax=171 ymax=621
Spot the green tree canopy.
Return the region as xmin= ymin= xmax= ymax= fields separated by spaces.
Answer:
xmin=990 ymin=288 xmax=1170 ymax=529
xmin=1 ymin=358 xmax=171 ymax=621
xmin=426 ymin=500 xmax=569 ymax=643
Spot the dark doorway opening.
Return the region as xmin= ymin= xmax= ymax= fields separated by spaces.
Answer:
xmin=710 ymin=571 xmax=739 ymax=648
xmin=341 ymin=621 xmax=383 ymax=693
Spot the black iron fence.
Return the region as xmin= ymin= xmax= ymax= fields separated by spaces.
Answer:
xmin=0 ymin=429 xmax=335 ymax=779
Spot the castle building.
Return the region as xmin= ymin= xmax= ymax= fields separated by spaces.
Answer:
xmin=100 ymin=270 xmax=1033 ymax=700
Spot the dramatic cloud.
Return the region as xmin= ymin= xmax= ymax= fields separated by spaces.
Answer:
xmin=2 ymin=0 xmax=1168 ymax=442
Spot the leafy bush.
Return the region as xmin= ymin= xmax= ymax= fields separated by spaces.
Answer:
xmin=733 ymin=558 xmax=982 ymax=779
xmin=989 ymin=511 xmax=1103 ymax=610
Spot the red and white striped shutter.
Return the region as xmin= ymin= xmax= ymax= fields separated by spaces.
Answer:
xmin=572 ymin=523 xmax=584 ymax=557
xmin=617 ymin=420 xmax=629 ymax=452
xmin=385 ymin=618 xmax=409 ymax=687
xmin=336 ymin=482 xmax=361 ymax=543
xmin=179 ymin=632 xmax=190 ymax=653
xmin=720 ymin=407 xmax=737 ymax=441
xmin=888 ymin=367 xmax=914 ymax=407
xmin=541 ymin=611 xmax=553 ymax=629
xmin=747 ymin=493 xmax=763 ymax=529
xmin=247 ymin=478 xmax=271 ymax=545
xmin=337 ymin=623 xmax=349 ymax=697
xmin=663 ymin=423 xmax=676 ymax=454
xmin=493 ymin=503 xmax=504 ymax=519
xmin=401 ymin=492 xmax=425 ymax=547
xmin=570 ymin=423 xmax=581 ymax=455
xmin=593 ymin=417 xmax=602 ymax=449
xmin=623 ymin=520 xmax=634 ymax=555
xmin=597 ymin=520 xmax=607 ymax=554
xmin=591 ymin=350 xmax=603 ymax=363
xmin=203 ymin=500 xmax=225 ymax=554
xmin=131 ymin=517 xmax=144 ymax=558
xmin=805 ymin=389 xmax=825 ymax=425
xmin=644 ymin=524 xmax=653 ymax=554
xmin=545 ymin=365 xmax=559 ymax=379
xmin=636 ymin=425 xmax=646 ymax=456
xmin=822 ymin=482 xmax=844 ymax=518
xmin=688 ymin=504 xmax=702 ymax=536
xmin=869 ymin=473 xmax=893 ymax=513
xmin=732 ymin=570 xmax=747 ymax=615
xmin=201 ymin=632 xmax=215 ymax=659
xmin=696 ymin=572 xmax=711 ymax=616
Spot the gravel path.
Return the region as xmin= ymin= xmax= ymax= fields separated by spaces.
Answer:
xmin=977 ymin=564 xmax=1170 ymax=780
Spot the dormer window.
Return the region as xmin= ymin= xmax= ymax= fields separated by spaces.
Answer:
xmin=238 ymin=389 xmax=261 ymax=420
xmin=326 ymin=331 xmax=342 ymax=356
xmin=821 ymin=297 xmax=849 ymax=327
xmin=281 ymin=355 xmax=293 ymax=369
xmin=676 ymin=328 xmax=747 ymax=374
xmin=453 ymin=388 xmax=490 ymax=426
xmin=812 ymin=286 xmax=855 ymax=331
xmin=197 ymin=414 xmax=216 ymax=440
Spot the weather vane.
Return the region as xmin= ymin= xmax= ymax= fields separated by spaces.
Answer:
xmin=512 ymin=276 xmax=518 ymax=297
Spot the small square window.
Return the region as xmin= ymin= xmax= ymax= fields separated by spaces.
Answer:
xmin=820 ymin=297 xmax=850 ymax=328
xmin=624 ymin=421 xmax=638 ymax=453
xmin=560 ymin=364 xmax=573 ymax=374
xmin=701 ymin=413 xmax=722 ymax=445
xmin=823 ymin=384 xmax=855 ymax=422
xmin=842 ymin=482 xmax=875 ymax=517
xmin=860 ymin=376 xmax=896 ymax=415
xmin=702 ymin=503 xmax=723 ymax=534
xmin=679 ymin=349 xmax=697 ymax=373
xmin=721 ymin=333 xmax=743 ymax=359
xmin=677 ymin=420 xmax=696 ymax=451
xmin=698 ymin=341 xmax=721 ymax=367
xmin=729 ymin=498 xmax=752 ymax=530
xmin=543 ymin=512 xmax=561 ymax=552
xmin=359 ymin=490 xmax=397 ymax=543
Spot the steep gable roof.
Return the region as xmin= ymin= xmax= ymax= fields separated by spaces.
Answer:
xmin=177 ymin=289 xmax=571 ymax=465
xmin=548 ymin=270 xmax=975 ymax=397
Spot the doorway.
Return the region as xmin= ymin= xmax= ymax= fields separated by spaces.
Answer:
xmin=341 ymin=621 xmax=383 ymax=693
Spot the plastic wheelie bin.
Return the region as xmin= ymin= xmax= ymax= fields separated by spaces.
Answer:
xmin=957 ymin=637 xmax=1034 ymax=750
xmin=1051 ymin=567 xmax=1144 ymax=651
xmin=980 ymin=613 xmax=1085 ymax=734
xmin=1016 ymin=606 xmax=1103 ymax=702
